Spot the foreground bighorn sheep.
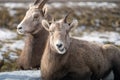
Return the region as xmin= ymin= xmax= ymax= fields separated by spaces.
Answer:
xmin=41 ymin=14 xmax=120 ymax=80
xmin=17 ymin=0 xmax=49 ymax=69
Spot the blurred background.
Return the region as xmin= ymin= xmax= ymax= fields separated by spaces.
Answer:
xmin=0 ymin=0 xmax=120 ymax=72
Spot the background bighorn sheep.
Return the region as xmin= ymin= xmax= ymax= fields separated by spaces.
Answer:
xmin=41 ymin=14 xmax=120 ymax=80
xmin=17 ymin=0 xmax=49 ymax=69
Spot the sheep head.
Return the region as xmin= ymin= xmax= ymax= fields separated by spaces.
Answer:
xmin=17 ymin=0 xmax=49 ymax=35
xmin=42 ymin=13 xmax=78 ymax=54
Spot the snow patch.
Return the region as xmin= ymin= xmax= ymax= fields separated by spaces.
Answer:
xmin=10 ymin=40 xmax=24 ymax=51
xmin=0 ymin=52 xmax=3 ymax=60
xmin=0 ymin=70 xmax=41 ymax=80
xmin=51 ymin=2 xmax=117 ymax=9
xmin=77 ymin=2 xmax=117 ymax=8
xmin=0 ymin=28 xmax=17 ymax=41
xmin=0 ymin=2 xmax=117 ymax=9
xmin=9 ymin=9 xmax=17 ymax=16
xmin=51 ymin=3 xmax=63 ymax=8
xmin=3 ymin=3 xmax=29 ymax=9
xmin=73 ymin=31 xmax=120 ymax=46
xmin=9 ymin=52 xmax=18 ymax=60
xmin=1 ymin=40 xmax=24 ymax=52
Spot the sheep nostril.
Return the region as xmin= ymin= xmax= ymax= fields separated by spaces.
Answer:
xmin=18 ymin=26 xmax=22 ymax=30
xmin=56 ymin=43 xmax=63 ymax=48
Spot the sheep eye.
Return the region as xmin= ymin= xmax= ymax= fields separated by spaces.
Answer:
xmin=33 ymin=13 xmax=39 ymax=19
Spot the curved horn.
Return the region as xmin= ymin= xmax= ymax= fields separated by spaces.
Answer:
xmin=38 ymin=0 xmax=49 ymax=9
xmin=34 ymin=0 xmax=40 ymax=5
xmin=64 ymin=11 xmax=72 ymax=23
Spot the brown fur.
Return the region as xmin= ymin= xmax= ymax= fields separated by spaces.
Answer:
xmin=41 ymin=18 xmax=120 ymax=80
xmin=17 ymin=0 xmax=50 ymax=69
xmin=17 ymin=28 xmax=48 ymax=69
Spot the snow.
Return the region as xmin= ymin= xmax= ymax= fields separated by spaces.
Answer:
xmin=0 ymin=2 xmax=117 ymax=18
xmin=0 ymin=28 xmax=24 ymax=61
xmin=0 ymin=70 xmax=41 ymax=80
xmin=0 ymin=52 xmax=3 ymax=60
xmin=9 ymin=9 xmax=17 ymax=16
xmin=0 ymin=28 xmax=22 ymax=60
xmin=115 ymin=41 xmax=120 ymax=46
xmin=0 ymin=28 xmax=17 ymax=41
xmin=2 ymin=2 xmax=117 ymax=9
xmin=51 ymin=3 xmax=63 ymax=8
xmin=73 ymin=31 xmax=120 ymax=46
xmin=3 ymin=3 xmax=29 ymax=9
xmin=1 ymin=40 xmax=24 ymax=52
xmin=51 ymin=2 xmax=117 ymax=9
xmin=79 ymin=2 xmax=117 ymax=8
xmin=9 ymin=52 xmax=18 ymax=60
xmin=0 ymin=40 xmax=24 ymax=61
xmin=0 ymin=3 xmax=29 ymax=16
xmin=10 ymin=40 xmax=24 ymax=51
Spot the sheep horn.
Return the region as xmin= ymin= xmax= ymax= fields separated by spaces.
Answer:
xmin=34 ymin=0 xmax=40 ymax=5
xmin=64 ymin=11 xmax=72 ymax=23
xmin=38 ymin=0 xmax=49 ymax=9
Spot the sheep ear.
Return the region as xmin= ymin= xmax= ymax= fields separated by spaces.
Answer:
xmin=42 ymin=5 xmax=48 ymax=16
xmin=68 ymin=20 xmax=78 ymax=32
xmin=42 ymin=20 xmax=50 ymax=31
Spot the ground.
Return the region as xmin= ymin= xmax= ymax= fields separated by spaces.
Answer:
xmin=0 ymin=70 xmax=41 ymax=80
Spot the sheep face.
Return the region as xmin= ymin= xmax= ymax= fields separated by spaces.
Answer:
xmin=17 ymin=0 xmax=48 ymax=35
xmin=42 ymin=19 xmax=78 ymax=54
xmin=49 ymin=22 xmax=69 ymax=54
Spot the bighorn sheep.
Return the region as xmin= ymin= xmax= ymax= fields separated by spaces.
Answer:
xmin=17 ymin=0 xmax=49 ymax=69
xmin=41 ymin=14 xmax=120 ymax=80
